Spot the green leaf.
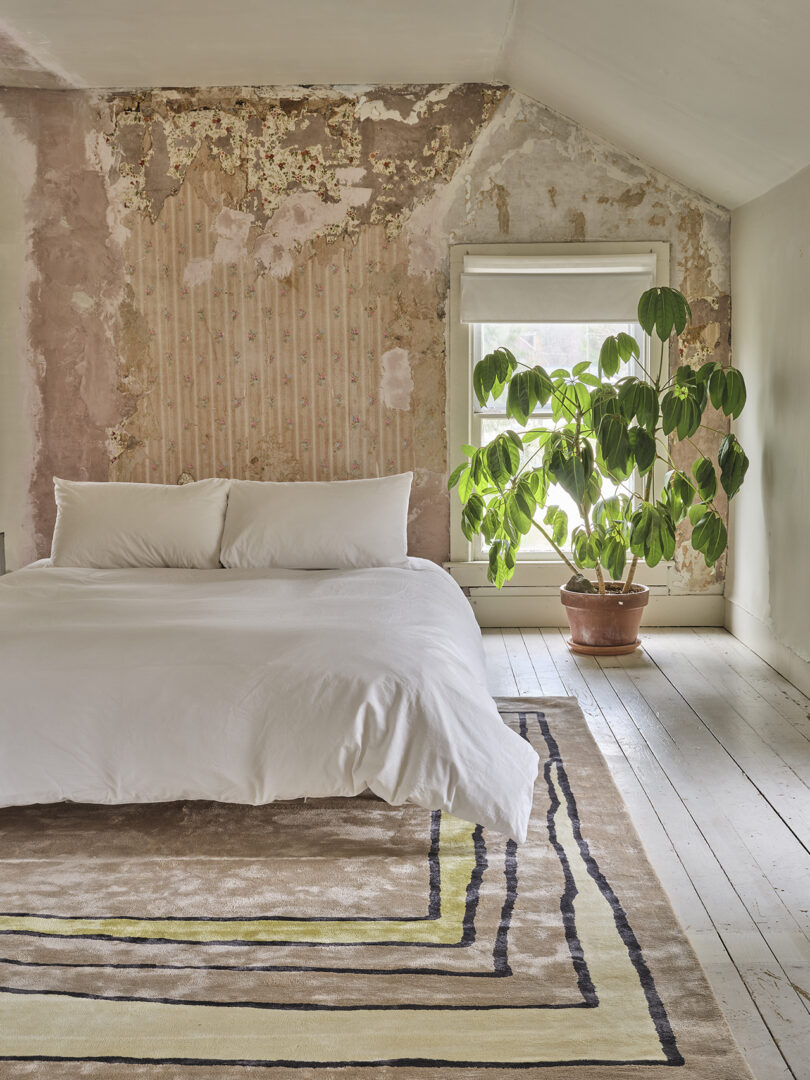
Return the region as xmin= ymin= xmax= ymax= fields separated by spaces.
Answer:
xmin=472 ymin=447 xmax=493 ymax=488
xmin=532 ymin=366 xmax=554 ymax=406
xmin=548 ymin=442 xmax=589 ymax=504
xmin=661 ymin=390 xmax=681 ymax=435
xmin=722 ymin=368 xmax=747 ymax=419
xmin=581 ymin=467 xmax=602 ymax=511
xmin=460 ymin=492 xmax=485 ymax=537
xmin=487 ymin=538 xmax=517 ymax=588
xmin=617 ymin=331 xmax=640 ymax=363
xmin=692 ymin=457 xmax=717 ymax=501
xmin=599 ymin=336 xmax=620 ymax=377
xmin=448 ymin=463 xmax=468 ymax=490
xmin=592 ymin=494 xmax=628 ymax=529
xmin=501 ymin=509 xmax=519 ymax=544
xmin=662 ymin=386 xmax=701 ymax=440
xmin=506 ymin=488 xmax=533 ymax=535
xmin=506 ymin=371 xmax=532 ymax=425
xmin=492 ymin=347 xmax=516 ymax=384
xmin=486 ymin=434 xmax=520 ymax=486
xmin=652 ymin=290 xmax=677 ymax=340
xmin=516 ymin=476 xmax=538 ymax=517
xmin=598 ymin=411 xmax=631 ymax=474
xmin=718 ymin=433 xmax=749 ymax=498
xmin=479 ymin=347 xmax=517 ymax=404
xmin=571 ymin=528 xmax=593 ymax=568
xmin=551 ymin=381 xmax=580 ymax=422
xmin=586 ymin=528 xmax=604 ymax=565
xmin=676 ymin=396 xmax=701 ymax=440
xmin=461 ymin=443 xmax=477 ymax=456
xmin=637 ymin=286 xmax=692 ymax=341
xmin=591 ymin=385 xmax=619 ymax=431
xmin=458 ymin=468 xmax=475 ymax=502
xmin=579 ymin=372 xmax=601 ymax=388
xmin=630 ymin=425 xmax=656 ymax=474
xmin=631 ymin=503 xmax=661 ymax=566
xmin=629 ymin=502 xmax=674 ymax=568
xmin=544 ymin=505 xmax=569 ymax=547
xmin=473 ymin=355 xmax=494 ymax=408
xmin=521 ymin=427 xmax=549 ymax=444
xmin=574 ymin=381 xmax=592 ymax=414
xmin=572 ymin=360 xmax=591 ymax=377
xmin=691 ymin=510 xmax=728 ymax=568
xmin=481 ymin=506 xmax=500 ymax=543
xmin=635 ymin=382 xmax=659 ymax=433
xmin=658 ymin=503 xmax=677 ymax=561
xmin=674 ymin=364 xmax=697 ymax=387
xmin=664 ymin=469 xmax=695 ymax=523
xmin=670 ymin=469 xmax=695 ymax=503
xmin=708 ymin=366 xmax=725 ymax=410
xmin=697 ymin=360 xmax=719 ymax=386
xmin=617 ymin=377 xmax=641 ymax=422
xmin=600 ymin=332 xmax=640 ymax=378
xmin=688 ymin=501 xmax=709 ymax=527
xmin=603 ymin=534 xmax=627 ymax=582
xmin=527 ymin=468 xmax=549 ymax=504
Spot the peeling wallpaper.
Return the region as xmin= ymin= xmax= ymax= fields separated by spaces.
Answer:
xmin=0 ymin=83 xmax=730 ymax=584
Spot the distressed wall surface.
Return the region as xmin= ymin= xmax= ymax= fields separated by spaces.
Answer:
xmin=0 ymin=107 xmax=35 ymax=572
xmin=0 ymin=83 xmax=730 ymax=582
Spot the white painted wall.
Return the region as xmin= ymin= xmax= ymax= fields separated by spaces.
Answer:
xmin=727 ymin=164 xmax=810 ymax=695
xmin=0 ymin=110 xmax=35 ymax=571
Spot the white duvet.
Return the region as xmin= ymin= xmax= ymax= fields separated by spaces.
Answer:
xmin=0 ymin=559 xmax=538 ymax=840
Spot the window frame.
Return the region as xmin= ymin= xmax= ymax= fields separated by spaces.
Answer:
xmin=447 ymin=241 xmax=671 ymax=568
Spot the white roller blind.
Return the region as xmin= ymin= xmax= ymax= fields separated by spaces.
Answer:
xmin=459 ymin=254 xmax=657 ymax=324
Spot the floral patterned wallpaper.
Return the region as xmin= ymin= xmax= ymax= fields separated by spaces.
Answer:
xmin=99 ymin=85 xmax=502 ymax=560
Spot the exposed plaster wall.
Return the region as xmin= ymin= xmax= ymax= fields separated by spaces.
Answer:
xmin=0 ymin=83 xmax=730 ymax=581
xmin=0 ymin=108 xmax=36 ymax=569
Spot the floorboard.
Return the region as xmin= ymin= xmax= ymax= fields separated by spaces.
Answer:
xmin=482 ymin=627 xmax=810 ymax=1080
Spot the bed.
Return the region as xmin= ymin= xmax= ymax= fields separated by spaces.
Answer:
xmin=0 ymin=557 xmax=538 ymax=841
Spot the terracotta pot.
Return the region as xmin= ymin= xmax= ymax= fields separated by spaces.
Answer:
xmin=560 ymin=583 xmax=650 ymax=656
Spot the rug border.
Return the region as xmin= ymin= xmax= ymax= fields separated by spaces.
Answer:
xmin=496 ymin=695 xmax=755 ymax=1080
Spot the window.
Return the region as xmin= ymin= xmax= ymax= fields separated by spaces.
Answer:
xmin=448 ymin=243 xmax=670 ymax=566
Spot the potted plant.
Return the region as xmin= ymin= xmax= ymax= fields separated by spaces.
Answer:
xmin=449 ymin=286 xmax=749 ymax=654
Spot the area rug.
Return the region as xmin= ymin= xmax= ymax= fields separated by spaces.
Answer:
xmin=0 ymin=697 xmax=751 ymax=1078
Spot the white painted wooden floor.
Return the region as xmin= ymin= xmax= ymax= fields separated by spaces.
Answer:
xmin=483 ymin=626 xmax=810 ymax=1080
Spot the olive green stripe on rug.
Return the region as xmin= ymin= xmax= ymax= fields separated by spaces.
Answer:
xmin=0 ymin=697 xmax=752 ymax=1078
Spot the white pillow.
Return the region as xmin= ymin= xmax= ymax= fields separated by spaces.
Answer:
xmin=50 ymin=477 xmax=231 ymax=569
xmin=220 ymin=474 xmax=412 ymax=570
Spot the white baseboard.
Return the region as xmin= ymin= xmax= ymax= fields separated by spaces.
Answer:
xmin=724 ymin=598 xmax=810 ymax=698
xmin=469 ymin=591 xmax=725 ymax=628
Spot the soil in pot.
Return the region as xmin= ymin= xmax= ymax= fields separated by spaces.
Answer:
xmin=560 ymin=581 xmax=650 ymax=656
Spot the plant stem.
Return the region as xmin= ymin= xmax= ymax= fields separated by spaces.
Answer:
xmin=530 ymin=517 xmax=579 ymax=576
xmin=656 ymin=335 xmax=666 ymax=386
xmin=582 ymin=513 xmax=606 ymax=594
xmin=623 ymin=433 xmax=657 ymax=595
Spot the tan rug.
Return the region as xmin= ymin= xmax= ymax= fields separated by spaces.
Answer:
xmin=0 ymin=697 xmax=751 ymax=1077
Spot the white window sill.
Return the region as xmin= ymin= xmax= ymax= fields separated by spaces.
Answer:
xmin=445 ymin=560 xmax=673 ymax=590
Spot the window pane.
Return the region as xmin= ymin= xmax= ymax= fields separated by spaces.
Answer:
xmin=475 ymin=321 xmax=640 ymax=413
